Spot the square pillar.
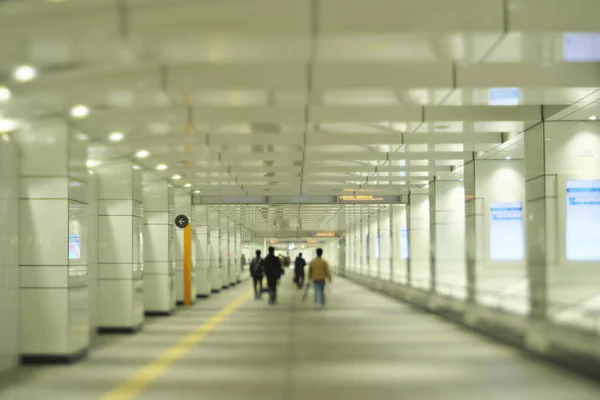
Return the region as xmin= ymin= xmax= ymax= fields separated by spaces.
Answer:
xmin=174 ymin=189 xmax=196 ymax=303
xmin=392 ymin=204 xmax=409 ymax=284
xmin=407 ymin=192 xmax=430 ymax=290
xmin=208 ymin=207 xmax=222 ymax=291
xmin=524 ymin=121 xmax=600 ymax=344
xmin=227 ymin=218 xmax=236 ymax=286
xmin=463 ymin=158 xmax=526 ymax=314
xmin=194 ymin=205 xmax=211 ymax=296
xmin=430 ymin=178 xmax=466 ymax=299
xmin=0 ymin=137 xmax=19 ymax=372
xmin=379 ymin=206 xmax=391 ymax=281
xmin=219 ymin=210 xmax=229 ymax=288
xmin=96 ymin=160 xmax=144 ymax=333
xmin=142 ymin=175 xmax=175 ymax=314
xmin=17 ymin=120 xmax=90 ymax=359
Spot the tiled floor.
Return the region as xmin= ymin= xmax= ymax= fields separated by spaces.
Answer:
xmin=1 ymin=276 xmax=600 ymax=399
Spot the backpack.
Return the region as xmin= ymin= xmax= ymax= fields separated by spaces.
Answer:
xmin=250 ymin=257 xmax=263 ymax=277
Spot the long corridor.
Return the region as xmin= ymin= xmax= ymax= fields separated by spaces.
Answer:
xmin=0 ymin=276 xmax=599 ymax=400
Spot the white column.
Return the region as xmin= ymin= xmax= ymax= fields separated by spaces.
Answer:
xmin=87 ymin=170 xmax=99 ymax=340
xmin=379 ymin=206 xmax=391 ymax=281
xmin=219 ymin=211 xmax=229 ymax=288
xmin=228 ymin=218 xmax=236 ymax=286
xmin=17 ymin=120 xmax=90 ymax=360
xmin=194 ymin=205 xmax=211 ymax=296
xmin=0 ymin=137 xmax=19 ymax=371
xmin=524 ymin=121 xmax=600 ymax=338
xmin=142 ymin=176 xmax=175 ymax=314
xmin=96 ymin=160 xmax=144 ymax=333
xmin=208 ymin=208 xmax=221 ymax=292
xmin=464 ymin=158 xmax=526 ymax=313
xmin=174 ymin=189 xmax=196 ymax=303
xmin=430 ymin=179 xmax=466 ymax=299
xmin=235 ymin=224 xmax=242 ymax=282
xmin=408 ymin=192 xmax=430 ymax=290
xmin=392 ymin=204 xmax=409 ymax=284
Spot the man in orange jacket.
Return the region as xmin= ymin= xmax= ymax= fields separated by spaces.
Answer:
xmin=308 ymin=248 xmax=332 ymax=308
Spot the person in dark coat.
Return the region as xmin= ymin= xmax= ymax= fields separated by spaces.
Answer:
xmin=263 ymin=246 xmax=283 ymax=305
xmin=294 ymin=253 xmax=306 ymax=289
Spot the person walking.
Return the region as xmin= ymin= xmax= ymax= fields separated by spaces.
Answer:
xmin=294 ymin=253 xmax=306 ymax=289
xmin=263 ymin=246 xmax=283 ymax=305
xmin=249 ymin=249 xmax=264 ymax=300
xmin=308 ymin=248 xmax=332 ymax=308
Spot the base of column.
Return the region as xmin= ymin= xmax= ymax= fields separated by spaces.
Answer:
xmin=21 ymin=348 xmax=88 ymax=365
xmin=196 ymin=294 xmax=210 ymax=299
xmin=222 ymin=285 xmax=229 ymax=289
xmin=211 ymin=289 xmax=221 ymax=293
xmin=145 ymin=310 xmax=174 ymax=317
xmin=97 ymin=323 xmax=143 ymax=335
xmin=176 ymin=300 xmax=197 ymax=306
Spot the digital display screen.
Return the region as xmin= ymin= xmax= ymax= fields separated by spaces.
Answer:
xmin=69 ymin=234 xmax=81 ymax=259
xmin=489 ymin=202 xmax=524 ymax=261
xmin=399 ymin=227 xmax=409 ymax=260
xmin=488 ymin=88 xmax=521 ymax=106
xmin=563 ymin=33 xmax=600 ymax=62
xmin=566 ymin=180 xmax=600 ymax=261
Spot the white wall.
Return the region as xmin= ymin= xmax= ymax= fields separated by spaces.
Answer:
xmin=0 ymin=138 xmax=19 ymax=373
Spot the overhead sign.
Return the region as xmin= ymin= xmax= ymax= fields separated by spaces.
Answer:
xmin=175 ymin=214 xmax=189 ymax=229
xmin=310 ymin=232 xmax=336 ymax=237
xmin=338 ymin=195 xmax=402 ymax=203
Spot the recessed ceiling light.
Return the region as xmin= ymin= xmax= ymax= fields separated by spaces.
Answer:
xmin=108 ymin=131 xmax=124 ymax=142
xmin=75 ymin=132 xmax=89 ymax=141
xmin=70 ymin=104 xmax=90 ymax=119
xmin=589 ymin=116 xmax=598 ymax=121
xmin=135 ymin=149 xmax=150 ymax=159
xmin=184 ymin=183 xmax=192 ymax=188
xmin=156 ymin=163 xmax=168 ymax=171
xmin=0 ymin=86 xmax=11 ymax=102
xmin=172 ymin=174 xmax=181 ymax=180
xmin=14 ymin=65 xmax=37 ymax=82
xmin=505 ymin=156 xmax=512 ymax=160
xmin=86 ymin=160 xmax=100 ymax=168
xmin=194 ymin=190 xmax=201 ymax=194
xmin=0 ymin=118 xmax=18 ymax=133
xmin=458 ymin=178 xmax=464 ymax=182
xmin=132 ymin=165 xmax=141 ymax=170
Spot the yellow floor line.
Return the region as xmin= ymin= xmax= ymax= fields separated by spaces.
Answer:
xmin=101 ymin=289 xmax=252 ymax=400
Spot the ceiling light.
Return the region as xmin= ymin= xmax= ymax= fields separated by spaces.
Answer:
xmin=135 ymin=149 xmax=150 ymax=159
xmin=108 ymin=131 xmax=124 ymax=142
xmin=194 ymin=190 xmax=201 ymax=194
xmin=86 ymin=160 xmax=100 ymax=168
xmin=156 ymin=163 xmax=168 ymax=171
xmin=0 ymin=86 xmax=11 ymax=102
xmin=70 ymin=104 xmax=90 ymax=119
xmin=505 ymin=156 xmax=512 ymax=160
xmin=14 ymin=65 xmax=37 ymax=82
xmin=132 ymin=165 xmax=141 ymax=170
xmin=75 ymin=132 xmax=89 ymax=141
xmin=589 ymin=116 xmax=598 ymax=121
xmin=171 ymin=174 xmax=181 ymax=180
xmin=0 ymin=118 xmax=19 ymax=133
xmin=458 ymin=178 xmax=464 ymax=182
xmin=184 ymin=183 xmax=192 ymax=188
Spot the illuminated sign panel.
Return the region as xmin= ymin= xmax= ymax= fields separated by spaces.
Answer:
xmin=310 ymin=232 xmax=336 ymax=237
xmin=338 ymin=195 xmax=401 ymax=203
